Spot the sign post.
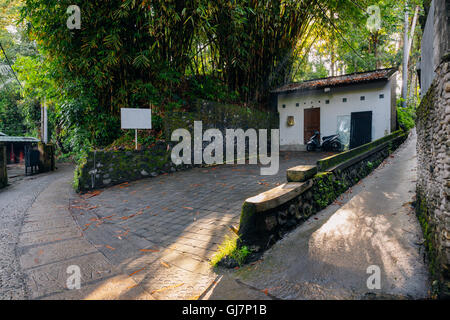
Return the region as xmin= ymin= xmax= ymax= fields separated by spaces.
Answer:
xmin=120 ymin=108 xmax=152 ymax=150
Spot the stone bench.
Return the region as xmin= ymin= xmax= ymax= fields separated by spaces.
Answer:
xmin=286 ymin=165 xmax=317 ymax=182
xmin=245 ymin=180 xmax=313 ymax=213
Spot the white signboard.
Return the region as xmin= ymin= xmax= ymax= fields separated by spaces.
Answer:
xmin=121 ymin=108 xmax=152 ymax=129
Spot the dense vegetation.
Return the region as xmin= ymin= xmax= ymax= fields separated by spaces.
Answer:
xmin=0 ymin=0 xmax=424 ymax=159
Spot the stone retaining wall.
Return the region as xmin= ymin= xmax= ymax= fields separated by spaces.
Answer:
xmin=237 ymin=132 xmax=408 ymax=255
xmin=74 ymin=141 xmax=193 ymax=192
xmin=0 ymin=143 xmax=7 ymax=188
xmin=74 ymin=102 xmax=278 ymax=192
xmin=316 ymin=130 xmax=403 ymax=171
xmin=164 ymin=100 xmax=278 ymax=140
xmin=38 ymin=142 xmax=56 ymax=173
xmin=416 ymin=57 xmax=450 ymax=299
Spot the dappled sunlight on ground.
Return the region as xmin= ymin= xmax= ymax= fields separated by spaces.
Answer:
xmin=210 ymin=132 xmax=429 ymax=300
xmin=64 ymin=152 xmax=325 ymax=299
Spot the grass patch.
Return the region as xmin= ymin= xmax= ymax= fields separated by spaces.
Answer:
xmin=210 ymin=234 xmax=251 ymax=267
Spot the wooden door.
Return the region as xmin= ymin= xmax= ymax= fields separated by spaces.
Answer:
xmin=304 ymin=108 xmax=320 ymax=144
xmin=350 ymin=111 xmax=372 ymax=149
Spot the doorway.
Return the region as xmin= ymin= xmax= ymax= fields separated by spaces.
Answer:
xmin=350 ymin=111 xmax=372 ymax=149
xmin=304 ymin=108 xmax=320 ymax=144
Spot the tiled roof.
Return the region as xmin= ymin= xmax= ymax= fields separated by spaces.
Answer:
xmin=0 ymin=136 xmax=40 ymax=143
xmin=272 ymin=68 xmax=397 ymax=94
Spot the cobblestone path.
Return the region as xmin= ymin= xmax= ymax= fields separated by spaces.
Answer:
xmin=68 ymin=152 xmax=327 ymax=299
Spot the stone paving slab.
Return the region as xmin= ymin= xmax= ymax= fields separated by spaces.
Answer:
xmin=0 ymin=164 xmax=75 ymax=300
xmin=68 ymin=152 xmax=327 ymax=299
xmin=206 ymin=132 xmax=430 ymax=300
xmin=0 ymin=152 xmax=326 ymax=300
xmin=15 ymin=167 xmax=155 ymax=300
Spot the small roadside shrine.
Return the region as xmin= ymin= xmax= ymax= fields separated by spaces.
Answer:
xmin=0 ymin=132 xmax=40 ymax=164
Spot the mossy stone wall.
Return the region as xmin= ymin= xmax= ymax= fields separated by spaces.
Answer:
xmin=75 ymin=102 xmax=278 ymax=192
xmin=164 ymin=100 xmax=278 ymax=140
xmin=74 ymin=141 xmax=195 ymax=192
xmin=416 ymin=59 xmax=450 ymax=299
xmin=317 ymin=130 xmax=403 ymax=172
xmin=237 ymin=133 xmax=408 ymax=255
xmin=38 ymin=143 xmax=56 ymax=173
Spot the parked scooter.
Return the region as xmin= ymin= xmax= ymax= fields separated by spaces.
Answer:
xmin=306 ymin=131 xmax=343 ymax=152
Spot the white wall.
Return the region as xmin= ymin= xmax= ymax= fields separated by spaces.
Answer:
xmin=277 ymin=81 xmax=393 ymax=151
xmin=420 ymin=0 xmax=436 ymax=97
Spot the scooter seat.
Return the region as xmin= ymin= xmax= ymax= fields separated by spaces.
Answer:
xmin=322 ymin=135 xmax=336 ymax=140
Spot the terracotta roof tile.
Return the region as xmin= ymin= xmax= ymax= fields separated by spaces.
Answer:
xmin=272 ymin=68 xmax=397 ymax=94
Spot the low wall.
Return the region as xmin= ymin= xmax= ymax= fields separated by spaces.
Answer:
xmin=164 ymin=100 xmax=278 ymax=140
xmin=75 ymin=102 xmax=278 ymax=192
xmin=74 ymin=141 xmax=190 ymax=192
xmin=38 ymin=142 xmax=56 ymax=173
xmin=416 ymin=57 xmax=450 ymax=299
xmin=316 ymin=130 xmax=403 ymax=171
xmin=0 ymin=143 xmax=7 ymax=188
xmin=237 ymin=131 xmax=408 ymax=254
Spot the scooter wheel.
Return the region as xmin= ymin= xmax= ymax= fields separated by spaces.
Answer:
xmin=307 ymin=144 xmax=315 ymax=152
xmin=332 ymin=142 xmax=341 ymax=151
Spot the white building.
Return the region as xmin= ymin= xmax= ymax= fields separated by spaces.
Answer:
xmin=273 ymin=68 xmax=398 ymax=151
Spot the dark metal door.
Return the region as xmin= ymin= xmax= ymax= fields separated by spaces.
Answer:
xmin=304 ymin=108 xmax=320 ymax=144
xmin=350 ymin=111 xmax=372 ymax=149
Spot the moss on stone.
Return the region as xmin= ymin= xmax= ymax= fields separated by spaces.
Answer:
xmin=317 ymin=130 xmax=404 ymax=171
xmin=415 ymin=188 xmax=443 ymax=298
xmin=416 ymin=82 xmax=436 ymax=122
xmin=236 ymin=117 xmax=408 ymax=266
xmin=239 ymin=202 xmax=257 ymax=236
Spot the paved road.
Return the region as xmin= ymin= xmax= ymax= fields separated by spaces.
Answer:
xmin=0 ymin=165 xmax=72 ymax=299
xmin=0 ymin=151 xmax=327 ymax=299
xmin=207 ymin=130 xmax=431 ymax=300
xmin=68 ymin=152 xmax=326 ymax=299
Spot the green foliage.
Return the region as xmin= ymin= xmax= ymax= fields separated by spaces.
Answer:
xmin=234 ymin=246 xmax=251 ymax=266
xmin=187 ymin=76 xmax=240 ymax=103
xmin=314 ymin=173 xmax=336 ymax=208
xmin=397 ymin=99 xmax=417 ymax=131
xmin=0 ymin=12 xmax=42 ymax=139
xmin=0 ymin=86 xmax=26 ymax=135
xmin=107 ymin=130 xmax=159 ymax=151
xmin=293 ymin=0 xmax=424 ymax=81
xmin=56 ymin=89 xmax=120 ymax=161
xmin=415 ymin=190 xmax=438 ymax=280
xmin=210 ymin=234 xmax=250 ymax=267
xmin=7 ymin=0 xmax=424 ymax=161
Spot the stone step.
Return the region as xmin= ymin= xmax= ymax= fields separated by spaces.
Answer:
xmin=245 ymin=180 xmax=313 ymax=213
xmin=286 ymin=165 xmax=317 ymax=182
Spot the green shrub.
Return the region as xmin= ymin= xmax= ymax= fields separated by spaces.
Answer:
xmin=210 ymin=235 xmax=251 ymax=267
xmin=397 ymin=99 xmax=416 ymax=131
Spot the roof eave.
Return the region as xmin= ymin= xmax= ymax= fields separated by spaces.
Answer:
xmin=271 ymin=68 xmax=398 ymax=95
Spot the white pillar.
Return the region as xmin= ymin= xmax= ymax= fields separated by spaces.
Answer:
xmin=43 ymin=99 xmax=48 ymax=144
xmin=402 ymin=5 xmax=409 ymax=108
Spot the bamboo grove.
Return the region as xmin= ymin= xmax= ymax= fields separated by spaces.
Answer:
xmin=20 ymin=1 xmax=338 ymax=109
xmin=0 ymin=0 xmax=422 ymax=151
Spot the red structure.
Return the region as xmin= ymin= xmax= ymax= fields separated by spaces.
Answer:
xmin=0 ymin=134 xmax=40 ymax=164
